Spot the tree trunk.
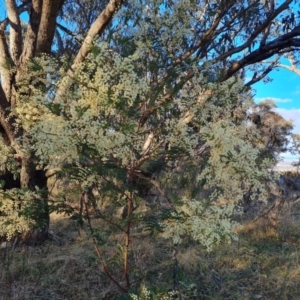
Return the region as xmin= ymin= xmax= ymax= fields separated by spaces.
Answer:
xmin=19 ymin=155 xmax=49 ymax=245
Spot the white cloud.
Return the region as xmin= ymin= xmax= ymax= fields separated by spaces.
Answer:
xmin=274 ymin=160 xmax=297 ymax=172
xmin=255 ymin=97 xmax=292 ymax=103
xmin=275 ymin=108 xmax=300 ymax=135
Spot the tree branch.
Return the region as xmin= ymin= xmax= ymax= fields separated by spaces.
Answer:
xmin=54 ymin=0 xmax=124 ymax=103
xmin=0 ymin=23 xmax=13 ymax=101
xmin=72 ymin=0 xmax=123 ymax=67
xmin=174 ymin=0 xmax=235 ymax=66
xmin=56 ymin=22 xmax=83 ymax=44
xmin=0 ymin=84 xmax=21 ymax=153
xmin=5 ymin=0 xmax=22 ymax=64
xmin=245 ymin=56 xmax=281 ymax=86
xmin=277 ymin=53 xmax=300 ymax=75
xmin=221 ymin=34 xmax=300 ymax=81
xmin=215 ymin=0 xmax=293 ymax=63
xmin=19 ymin=0 xmax=42 ymax=64
xmin=0 ymin=1 xmax=30 ymax=29
xmin=36 ymin=0 xmax=65 ymax=54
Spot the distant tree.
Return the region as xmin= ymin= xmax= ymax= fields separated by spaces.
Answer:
xmin=291 ymin=134 xmax=300 ymax=169
xmin=249 ymin=99 xmax=294 ymax=161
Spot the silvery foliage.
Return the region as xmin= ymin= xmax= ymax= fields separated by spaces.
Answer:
xmin=15 ymin=0 xmax=277 ymax=249
xmin=0 ymin=188 xmax=41 ymax=240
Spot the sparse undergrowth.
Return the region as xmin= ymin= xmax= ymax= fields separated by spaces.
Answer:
xmin=1 ymin=210 xmax=300 ymax=300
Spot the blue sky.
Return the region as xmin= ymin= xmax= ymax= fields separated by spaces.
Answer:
xmin=253 ymin=68 xmax=300 ymax=110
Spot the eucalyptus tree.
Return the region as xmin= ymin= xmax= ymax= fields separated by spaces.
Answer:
xmin=250 ymin=99 xmax=294 ymax=160
xmin=0 ymin=0 xmax=300 ymax=243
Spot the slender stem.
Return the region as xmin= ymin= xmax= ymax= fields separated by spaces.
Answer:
xmin=172 ymin=243 xmax=178 ymax=291
xmin=123 ymin=160 xmax=137 ymax=289
xmin=172 ymin=243 xmax=182 ymax=300
xmin=82 ymin=193 xmax=127 ymax=293
xmin=124 ymin=187 xmax=133 ymax=288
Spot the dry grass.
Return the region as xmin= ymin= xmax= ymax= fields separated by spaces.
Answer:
xmin=1 ymin=205 xmax=300 ymax=299
xmin=0 ymin=212 xmax=175 ymax=299
xmin=0 ymin=213 xmax=108 ymax=300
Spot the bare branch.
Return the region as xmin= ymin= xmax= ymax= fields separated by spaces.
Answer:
xmin=0 ymin=84 xmax=21 ymax=153
xmin=245 ymin=56 xmax=281 ymax=86
xmin=0 ymin=1 xmax=30 ymax=28
xmin=0 ymin=24 xmax=13 ymax=100
xmin=36 ymin=0 xmax=65 ymax=54
xmin=56 ymin=22 xmax=83 ymax=44
xmin=221 ymin=29 xmax=300 ymax=81
xmin=215 ymin=0 xmax=293 ymax=63
xmin=54 ymin=0 xmax=124 ymax=103
xmin=277 ymin=63 xmax=300 ymax=75
xmin=5 ymin=0 xmax=22 ymax=63
xmin=174 ymin=0 xmax=235 ymax=66
xmin=0 ymin=1 xmax=30 ymax=101
xmin=277 ymin=53 xmax=300 ymax=75
xmin=82 ymin=194 xmax=128 ymax=293
xmin=72 ymin=0 xmax=124 ymax=68
xmin=19 ymin=0 xmax=42 ymax=64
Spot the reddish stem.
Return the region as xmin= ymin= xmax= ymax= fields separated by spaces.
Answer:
xmin=82 ymin=193 xmax=128 ymax=293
